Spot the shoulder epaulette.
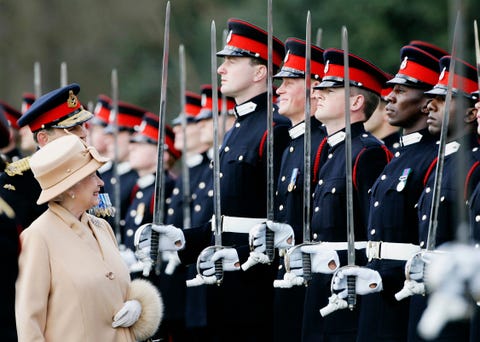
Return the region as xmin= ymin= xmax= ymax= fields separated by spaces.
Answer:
xmin=5 ymin=157 xmax=31 ymax=176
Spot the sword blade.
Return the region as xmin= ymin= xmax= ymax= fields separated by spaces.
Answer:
xmin=150 ymin=1 xmax=171 ymax=273
xmin=60 ymin=62 xmax=68 ymax=87
xmin=34 ymin=62 xmax=42 ymax=98
xmin=110 ymin=68 xmax=122 ymax=243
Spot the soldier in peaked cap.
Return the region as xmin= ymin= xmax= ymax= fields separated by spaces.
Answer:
xmin=137 ymin=18 xmax=291 ymax=341
xmin=0 ymin=101 xmax=23 ymax=165
xmin=99 ymin=100 xmax=144 ymax=243
xmin=171 ymin=91 xmax=202 ymax=127
xmin=405 ymin=56 xmax=479 ymax=342
xmin=18 ymin=93 xmax=37 ymax=156
xmin=89 ymin=94 xmax=112 ymax=156
xmin=352 ymin=44 xmax=446 ymax=342
xmin=408 ymin=40 xmax=449 ymax=60
xmin=364 ymin=79 xmax=402 ymax=152
xmin=242 ymin=37 xmax=328 ymax=342
xmin=0 ymin=83 xmax=93 ymax=229
xmin=290 ymin=48 xmax=391 ymax=342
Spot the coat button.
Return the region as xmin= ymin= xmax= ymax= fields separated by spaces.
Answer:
xmin=105 ymin=272 xmax=115 ymax=280
xmin=225 ymin=146 xmax=230 ymax=152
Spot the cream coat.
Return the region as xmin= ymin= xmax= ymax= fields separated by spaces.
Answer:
xmin=16 ymin=202 xmax=135 ymax=342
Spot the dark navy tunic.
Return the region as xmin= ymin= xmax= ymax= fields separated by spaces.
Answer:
xmin=180 ymin=92 xmax=291 ymax=341
xmin=358 ymin=128 xmax=438 ymax=342
xmin=273 ymin=118 xmax=327 ymax=342
xmin=303 ymin=122 xmax=391 ymax=342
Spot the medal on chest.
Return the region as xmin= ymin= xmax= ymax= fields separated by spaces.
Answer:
xmin=396 ymin=168 xmax=412 ymax=192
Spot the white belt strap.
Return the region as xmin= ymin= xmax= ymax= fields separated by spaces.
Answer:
xmin=211 ymin=215 xmax=266 ymax=234
xmin=320 ymin=241 xmax=367 ymax=250
xmin=366 ymin=241 xmax=421 ymax=261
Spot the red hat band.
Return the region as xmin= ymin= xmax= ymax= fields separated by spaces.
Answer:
xmin=227 ymin=33 xmax=283 ymax=68
xmin=324 ymin=62 xmax=383 ymax=95
xmin=284 ymin=53 xmax=324 ymax=79
xmin=29 ymin=91 xmax=82 ymax=132
xmin=397 ymin=57 xmax=439 ymax=86
xmin=437 ymin=68 xmax=478 ymax=94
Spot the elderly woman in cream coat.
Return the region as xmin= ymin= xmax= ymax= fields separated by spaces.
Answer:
xmin=15 ymin=135 xmax=163 ymax=342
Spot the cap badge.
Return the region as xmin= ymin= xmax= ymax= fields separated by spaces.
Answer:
xmin=439 ymin=66 xmax=446 ymax=81
xmin=324 ymin=60 xmax=330 ymax=74
xmin=67 ymin=90 xmax=78 ymax=108
xmin=226 ymin=30 xmax=232 ymax=43
xmin=400 ymin=56 xmax=408 ymax=70
xmin=201 ymin=93 xmax=207 ymax=107
xmin=137 ymin=120 xmax=147 ymax=133
xmin=284 ymin=50 xmax=290 ymax=63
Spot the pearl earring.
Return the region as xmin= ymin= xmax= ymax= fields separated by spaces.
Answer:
xmin=71 ymin=193 xmax=75 ymax=199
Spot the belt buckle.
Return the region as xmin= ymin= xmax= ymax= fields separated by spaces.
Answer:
xmin=367 ymin=241 xmax=382 ymax=261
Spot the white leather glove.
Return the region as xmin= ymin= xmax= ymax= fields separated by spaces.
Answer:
xmin=152 ymin=224 xmax=186 ymax=251
xmin=395 ymin=252 xmax=429 ymax=300
xmin=332 ymin=266 xmax=382 ymax=299
xmin=163 ymin=251 xmax=181 ymax=275
xmin=199 ymin=247 xmax=240 ymax=276
xmin=300 ymin=244 xmax=340 ymax=274
xmin=112 ymin=300 xmax=142 ymax=328
xmin=249 ymin=221 xmax=294 ymax=252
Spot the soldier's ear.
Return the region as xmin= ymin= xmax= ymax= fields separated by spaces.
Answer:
xmin=253 ymin=64 xmax=267 ymax=82
xmin=464 ymin=106 xmax=477 ymax=124
xmin=35 ymin=130 xmax=50 ymax=147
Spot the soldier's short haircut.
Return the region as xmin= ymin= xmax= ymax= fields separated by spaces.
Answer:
xmin=351 ymin=87 xmax=380 ymax=120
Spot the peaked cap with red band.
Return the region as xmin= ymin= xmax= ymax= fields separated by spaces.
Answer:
xmin=425 ymin=56 xmax=478 ymax=99
xmin=92 ymin=94 xmax=111 ymax=127
xmin=216 ymin=18 xmax=285 ymax=69
xmin=274 ymin=37 xmax=324 ymax=80
xmin=387 ymin=45 xmax=441 ymax=89
xmin=17 ymin=83 xmax=93 ymax=132
xmin=315 ymin=48 xmax=388 ymax=96
xmin=0 ymin=101 xmax=21 ymax=130
xmin=131 ymin=112 xmax=181 ymax=159
xmin=380 ymin=73 xmax=394 ymax=100
xmin=104 ymin=100 xmax=146 ymax=134
xmin=21 ymin=93 xmax=36 ymax=114
xmin=171 ymin=91 xmax=202 ymax=126
xmin=195 ymin=84 xmax=236 ymax=122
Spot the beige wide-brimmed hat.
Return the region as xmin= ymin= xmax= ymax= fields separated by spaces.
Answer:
xmin=30 ymin=135 xmax=109 ymax=204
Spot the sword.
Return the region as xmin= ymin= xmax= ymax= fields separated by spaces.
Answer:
xmin=60 ymin=62 xmax=68 ymax=87
xmin=426 ymin=12 xmax=460 ymax=251
xmin=302 ymin=10 xmax=313 ymax=285
xmin=34 ymin=62 xmax=42 ymax=98
xmin=110 ymin=68 xmax=122 ymax=243
xmin=149 ymin=1 xmax=170 ymax=276
xmin=475 ymin=20 xmax=480 ymax=92
xmin=211 ymin=20 xmax=224 ymax=285
xmin=342 ymin=26 xmax=357 ymax=310
xmin=221 ymin=29 xmax=229 ymax=140
xmin=179 ymin=44 xmax=192 ymax=229
xmin=265 ymin=0 xmax=275 ymax=263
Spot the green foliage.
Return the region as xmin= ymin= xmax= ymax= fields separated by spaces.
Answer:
xmin=0 ymin=0 xmax=478 ymax=122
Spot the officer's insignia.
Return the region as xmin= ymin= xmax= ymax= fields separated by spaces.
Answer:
xmin=3 ymin=184 xmax=15 ymax=191
xmin=284 ymin=50 xmax=290 ymax=63
xmin=400 ymin=56 xmax=408 ymax=70
xmin=439 ymin=66 xmax=446 ymax=81
xmin=137 ymin=120 xmax=147 ymax=134
xmin=226 ymin=30 xmax=232 ymax=43
xmin=67 ymin=90 xmax=78 ymax=108
xmin=5 ymin=157 xmax=31 ymax=176
xmin=324 ymin=60 xmax=330 ymax=74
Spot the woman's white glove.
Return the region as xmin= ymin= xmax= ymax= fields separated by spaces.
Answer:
xmin=332 ymin=266 xmax=383 ymax=299
xmin=112 ymin=300 xmax=142 ymax=328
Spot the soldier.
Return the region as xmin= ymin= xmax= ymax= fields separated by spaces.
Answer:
xmin=402 ymin=55 xmax=479 ymax=341
xmin=262 ymin=37 xmax=327 ymax=342
xmin=350 ymin=44 xmax=446 ymax=341
xmin=89 ymin=94 xmax=111 ymax=156
xmin=139 ymin=18 xmax=291 ymax=341
xmin=100 ymin=100 xmax=144 ymax=242
xmin=0 ymin=83 xmax=93 ymax=229
xmin=364 ymin=81 xmax=402 ymax=152
xmin=0 ymin=101 xmax=23 ymax=164
xmin=292 ymin=48 xmax=391 ymax=341
xmin=18 ymin=93 xmax=37 ymax=157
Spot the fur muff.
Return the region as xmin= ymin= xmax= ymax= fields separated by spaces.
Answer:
xmin=128 ymin=278 xmax=163 ymax=341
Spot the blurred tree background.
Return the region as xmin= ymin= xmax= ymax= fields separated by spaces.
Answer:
xmin=0 ymin=0 xmax=478 ymax=122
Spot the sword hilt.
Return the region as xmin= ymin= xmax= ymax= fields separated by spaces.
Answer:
xmin=347 ymin=274 xmax=356 ymax=310
xmin=214 ymin=258 xmax=224 ymax=286
xmin=150 ymin=229 xmax=160 ymax=275
xmin=265 ymin=227 xmax=275 ymax=263
xmin=302 ymin=251 xmax=312 ymax=286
